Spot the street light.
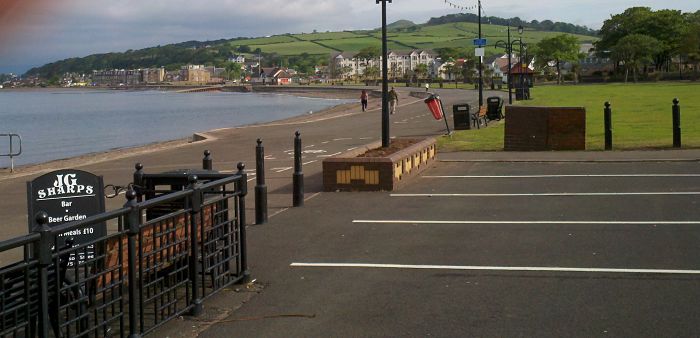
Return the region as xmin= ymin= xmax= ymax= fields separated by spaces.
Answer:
xmin=377 ymin=0 xmax=392 ymax=148
xmin=494 ymin=25 xmax=523 ymax=104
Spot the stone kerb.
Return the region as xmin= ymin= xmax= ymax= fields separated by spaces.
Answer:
xmin=323 ymin=137 xmax=437 ymax=192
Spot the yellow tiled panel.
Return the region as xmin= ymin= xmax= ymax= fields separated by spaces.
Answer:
xmin=366 ymin=170 xmax=379 ymax=185
xmin=350 ymin=166 xmax=365 ymax=180
xmin=394 ymin=163 xmax=402 ymax=179
xmin=337 ymin=170 xmax=350 ymax=184
xmin=422 ymin=150 xmax=428 ymax=162
xmin=404 ymin=158 xmax=412 ymax=172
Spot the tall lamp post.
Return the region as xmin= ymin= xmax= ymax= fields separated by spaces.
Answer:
xmin=477 ymin=0 xmax=483 ymax=107
xmin=377 ymin=0 xmax=391 ymax=148
xmin=494 ymin=25 xmax=523 ymax=105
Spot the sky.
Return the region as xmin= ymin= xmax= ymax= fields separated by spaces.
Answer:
xmin=0 ymin=0 xmax=697 ymax=74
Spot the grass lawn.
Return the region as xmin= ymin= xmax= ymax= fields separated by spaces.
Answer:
xmin=438 ymin=82 xmax=700 ymax=151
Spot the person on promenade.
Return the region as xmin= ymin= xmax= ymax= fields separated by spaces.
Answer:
xmin=389 ymin=87 xmax=398 ymax=115
xmin=360 ymin=89 xmax=369 ymax=112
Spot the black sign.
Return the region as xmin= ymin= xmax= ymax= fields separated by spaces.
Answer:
xmin=27 ymin=169 xmax=106 ymax=266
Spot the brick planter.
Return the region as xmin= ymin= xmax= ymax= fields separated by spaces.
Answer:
xmin=323 ymin=137 xmax=437 ymax=191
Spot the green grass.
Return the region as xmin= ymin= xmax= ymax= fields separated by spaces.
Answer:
xmin=438 ymin=82 xmax=700 ymax=151
xmin=224 ymin=22 xmax=597 ymax=57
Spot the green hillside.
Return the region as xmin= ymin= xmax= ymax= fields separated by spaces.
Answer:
xmin=25 ymin=21 xmax=597 ymax=78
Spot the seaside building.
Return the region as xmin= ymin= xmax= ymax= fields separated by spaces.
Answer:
xmin=180 ymin=65 xmax=211 ymax=83
xmin=330 ymin=50 xmax=439 ymax=80
xmin=142 ymin=68 xmax=166 ymax=83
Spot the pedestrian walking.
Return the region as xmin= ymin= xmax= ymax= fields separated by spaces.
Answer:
xmin=389 ymin=87 xmax=398 ymax=115
xmin=360 ymin=89 xmax=369 ymax=112
xmin=425 ymin=83 xmax=430 ymax=92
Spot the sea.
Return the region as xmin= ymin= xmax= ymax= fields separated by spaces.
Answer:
xmin=0 ymin=89 xmax=353 ymax=167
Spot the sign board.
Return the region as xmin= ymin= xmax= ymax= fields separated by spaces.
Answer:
xmin=473 ymin=38 xmax=487 ymax=46
xmin=475 ymin=48 xmax=485 ymax=57
xmin=27 ymin=169 xmax=106 ymax=266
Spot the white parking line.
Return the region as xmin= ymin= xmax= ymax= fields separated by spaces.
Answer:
xmin=391 ymin=192 xmax=700 ymax=197
xmin=347 ymin=147 xmax=358 ymax=151
xmin=424 ymin=174 xmax=700 ymax=178
xmin=290 ymin=263 xmax=700 ymax=275
xmin=305 ymin=144 xmax=316 ymax=148
xmin=303 ymin=160 xmax=317 ymax=165
xmin=352 ymin=220 xmax=700 ymax=225
xmin=333 ymin=138 xmax=352 ymax=141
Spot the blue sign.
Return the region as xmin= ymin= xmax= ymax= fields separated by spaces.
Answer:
xmin=473 ymin=38 xmax=487 ymax=46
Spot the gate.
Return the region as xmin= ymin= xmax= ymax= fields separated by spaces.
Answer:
xmin=0 ymin=133 xmax=21 ymax=172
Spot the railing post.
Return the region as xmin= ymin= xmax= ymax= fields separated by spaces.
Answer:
xmin=202 ymin=150 xmax=212 ymax=170
xmin=604 ymin=102 xmax=612 ymax=151
xmin=186 ymin=175 xmax=203 ymax=316
xmin=32 ymin=211 xmax=52 ymax=338
xmin=255 ymin=139 xmax=268 ymax=224
xmin=123 ymin=190 xmax=142 ymax=338
xmin=236 ymin=163 xmax=250 ymax=281
xmin=133 ymin=163 xmax=144 ymax=202
xmin=293 ymin=131 xmax=304 ymax=207
xmin=672 ymin=98 xmax=681 ymax=148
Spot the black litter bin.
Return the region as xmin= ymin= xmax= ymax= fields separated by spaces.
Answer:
xmin=452 ymin=103 xmax=471 ymax=130
xmin=486 ymin=96 xmax=503 ymax=120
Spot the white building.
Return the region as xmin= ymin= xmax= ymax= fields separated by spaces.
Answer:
xmin=330 ymin=50 xmax=439 ymax=80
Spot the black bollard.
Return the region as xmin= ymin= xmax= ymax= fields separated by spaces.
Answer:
xmin=293 ymin=131 xmax=304 ymax=207
xmin=255 ymin=139 xmax=268 ymax=224
xmin=202 ymin=150 xmax=212 ymax=170
xmin=672 ymin=98 xmax=681 ymax=148
xmin=604 ymin=102 xmax=612 ymax=151
xmin=133 ymin=163 xmax=144 ymax=201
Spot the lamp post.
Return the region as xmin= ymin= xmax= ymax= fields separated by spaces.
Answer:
xmin=477 ymin=0 xmax=483 ymax=107
xmin=522 ymin=43 xmax=528 ymax=100
xmin=377 ymin=0 xmax=391 ymax=148
xmin=494 ymin=25 xmax=523 ymax=104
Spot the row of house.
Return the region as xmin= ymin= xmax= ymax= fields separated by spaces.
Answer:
xmin=331 ymin=50 xmax=442 ymax=80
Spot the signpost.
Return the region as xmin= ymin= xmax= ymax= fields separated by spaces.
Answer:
xmin=27 ymin=169 xmax=106 ymax=266
xmin=473 ymin=38 xmax=487 ymax=46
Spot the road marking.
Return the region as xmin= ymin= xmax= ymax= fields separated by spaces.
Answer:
xmin=359 ymin=137 xmax=373 ymax=140
xmin=290 ymin=263 xmax=700 ymax=275
xmin=322 ymin=141 xmax=330 ymax=144
xmin=305 ymin=144 xmax=316 ymax=148
xmin=303 ymin=160 xmax=317 ymax=165
xmin=423 ymin=174 xmax=700 ymax=178
xmin=347 ymin=147 xmax=358 ymax=151
xmin=333 ymin=138 xmax=352 ymax=141
xmin=318 ymin=152 xmax=342 ymax=158
xmin=391 ymin=192 xmax=700 ymax=197
xmin=272 ymin=167 xmax=293 ymax=173
xmin=352 ymin=220 xmax=700 ymax=225
xmin=264 ymin=155 xmax=276 ymax=160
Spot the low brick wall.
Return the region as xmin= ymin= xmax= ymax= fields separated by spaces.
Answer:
xmin=323 ymin=138 xmax=437 ymax=191
xmin=505 ymin=106 xmax=586 ymax=151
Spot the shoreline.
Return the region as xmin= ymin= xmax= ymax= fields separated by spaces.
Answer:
xmin=0 ymin=87 xmax=366 ymax=180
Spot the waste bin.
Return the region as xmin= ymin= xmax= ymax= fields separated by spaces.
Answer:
xmin=453 ymin=103 xmax=471 ymax=130
xmin=486 ymin=96 xmax=503 ymax=120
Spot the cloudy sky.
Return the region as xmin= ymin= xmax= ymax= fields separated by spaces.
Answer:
xmin=0 ymin=0 xmax=697 ymax=74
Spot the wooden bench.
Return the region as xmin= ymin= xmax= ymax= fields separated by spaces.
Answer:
xmin=471 ymin=106 xmax=488 ymax=129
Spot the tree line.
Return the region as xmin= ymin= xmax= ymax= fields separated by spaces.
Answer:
xmin=595 ymin=7 xmax=700 ymax=82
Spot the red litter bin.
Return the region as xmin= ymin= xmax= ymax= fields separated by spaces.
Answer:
xmin=424 ymin=94 xmax=444 ymax=120
xmin=424 ymin=94 xmax=451 ymax=135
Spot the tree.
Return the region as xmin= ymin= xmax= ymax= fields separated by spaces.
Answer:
xmin=414 ymin=64 xmax=428 ymax=81
xmin=355 ymin=46 xmax=381 ymax=62
xmin=364 ymin=65 xmax=380 ymax=82
xmin=225 ymin=62 xmax=242 ymax=81
xmin=534 ymin=34 xmax=582 ymax=84
xmin=610 ymin=34 xmax=661 ymax=83
xmin=679 ymin=13 xmax=700 ymax=78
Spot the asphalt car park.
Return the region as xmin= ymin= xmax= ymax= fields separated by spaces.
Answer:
xmin=203 ymin=158 xmax=700 ymax=337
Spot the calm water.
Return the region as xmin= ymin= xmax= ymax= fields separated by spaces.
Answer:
xmin=0 ymin=90 xmax=351 ymax=167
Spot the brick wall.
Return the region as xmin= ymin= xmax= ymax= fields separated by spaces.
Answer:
xmin=505 ymin=106 xmax=586 ymax=151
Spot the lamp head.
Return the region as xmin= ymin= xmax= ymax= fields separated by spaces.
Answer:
xmin=517 ymin=25 xmax=524 ymax=35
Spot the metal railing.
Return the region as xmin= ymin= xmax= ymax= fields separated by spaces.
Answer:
xmin=0 ymin=163 xmax=249 ymax=337
xmin=0 ymin=133 xmax=21 ymax=172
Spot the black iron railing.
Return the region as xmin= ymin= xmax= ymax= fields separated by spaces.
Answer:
xmin=0 ymin=163 xmax=249 ymax=338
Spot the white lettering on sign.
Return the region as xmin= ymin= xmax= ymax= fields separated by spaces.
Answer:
xmin=37 ymin=173 xmax=95 ymax=199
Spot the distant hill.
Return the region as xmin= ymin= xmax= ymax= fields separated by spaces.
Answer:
xmin=426 ymin=13 xmax=597 ymax=36
xmin=387 ymin=20 xmax=417 ymax=31
xmin=25 ymin=15 xmax=598 ymax=79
